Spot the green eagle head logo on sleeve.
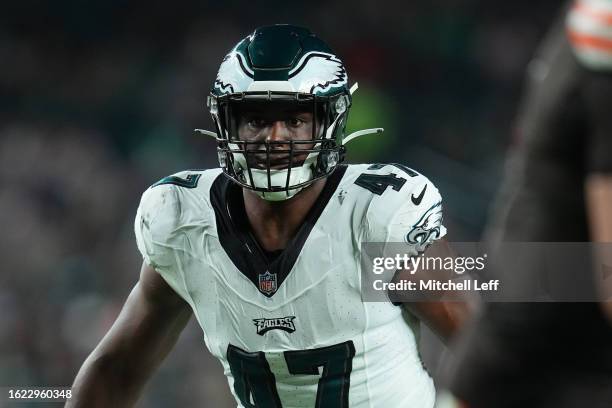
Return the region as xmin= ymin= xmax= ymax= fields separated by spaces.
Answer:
xmin=405 ymin=202 xmax=443 ymax=252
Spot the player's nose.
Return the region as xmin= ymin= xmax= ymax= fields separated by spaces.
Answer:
xmin=266 ymin=121 xmax=290 ymax=144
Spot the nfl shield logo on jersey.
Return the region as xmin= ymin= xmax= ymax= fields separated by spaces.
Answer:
xmin=258 ymin=271 xmax=277 ymax=295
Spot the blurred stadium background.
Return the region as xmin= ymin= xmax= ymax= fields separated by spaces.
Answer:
xmin=1 ymin=0 xmax=562 ymax=406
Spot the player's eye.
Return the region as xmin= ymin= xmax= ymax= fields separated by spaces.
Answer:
xmin=248 ymin=118 xmax=267 ymax=128
xmin=287 ymin=117 xmax=304 ymax=127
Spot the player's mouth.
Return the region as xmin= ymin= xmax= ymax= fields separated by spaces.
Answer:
xmin=250 ymin=152 xmax=307 ymax=170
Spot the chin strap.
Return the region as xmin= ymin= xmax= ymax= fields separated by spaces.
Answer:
xmin=194 ymin=128 xmax=218 ymax=138
xmin=342 ymin=128 xmax=384 ymax=145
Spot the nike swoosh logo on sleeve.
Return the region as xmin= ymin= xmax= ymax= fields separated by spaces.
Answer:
xmin=411 ymin=184 xmax=427 ymax=205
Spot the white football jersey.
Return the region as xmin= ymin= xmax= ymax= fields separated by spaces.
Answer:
xmin=135 ymin=163 xmax=446 ymax=408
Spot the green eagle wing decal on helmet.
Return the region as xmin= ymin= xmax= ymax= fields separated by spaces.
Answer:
xmin=212 ymin=25 xmax=349 ymax=96
xmin=288 ymin=52 xmax=348 ymax=95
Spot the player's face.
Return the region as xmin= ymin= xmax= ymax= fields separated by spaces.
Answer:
xmin=236 ymin=104 xmax=318 ymax=170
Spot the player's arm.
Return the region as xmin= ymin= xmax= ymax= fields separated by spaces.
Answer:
xmin=586 ymin=175 xmax=612 ymax=320
xmin=569 ymin=0 xmax=612 ymax=321
xmin=399 ymin=239 xmax=477 ymax=343
xmin=582 ymin=61 xmax=612 ymax=246
xmin=362 ymin=168 xmax=476 ymax=343
xmin=586 ymin=175 xmax=612 ymax=242
xmin=581 ymin=63 xmax=612 ymax=320
xmin=67 ymin=262 xmax=192 ymax=408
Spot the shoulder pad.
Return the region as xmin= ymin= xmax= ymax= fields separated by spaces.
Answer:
xmin=139 ymin=183 xmax=181 ymax=238
xmin=567 ymin=0 xmax=612 ymax=71
xmin=359 ymin=164 xmax=446 ymax=252
xmin=135 ymin=182 xmax=182 ymax=270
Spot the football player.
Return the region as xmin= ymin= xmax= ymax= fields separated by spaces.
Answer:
xmin=68 ymin=25 xmax=471 ymax=408
xmin=443 ymin=1 xmax=612 ymax=407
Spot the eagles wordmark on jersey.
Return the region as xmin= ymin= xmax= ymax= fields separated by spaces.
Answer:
xmin=135 ymin=164 xmax=445 ymax=408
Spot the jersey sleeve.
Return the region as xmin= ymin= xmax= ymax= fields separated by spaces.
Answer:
xmin=362 ymin=168 xmax=447 ymax=256
xmin=134 ymin=183 xmax=191 ymax=301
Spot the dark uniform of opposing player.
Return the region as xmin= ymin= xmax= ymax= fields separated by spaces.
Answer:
xmin=448 ymin=2 xmax=612 ymax=407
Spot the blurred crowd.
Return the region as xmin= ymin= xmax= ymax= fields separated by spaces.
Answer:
xmin=1 ymin=0 xmax=561 ymax=406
